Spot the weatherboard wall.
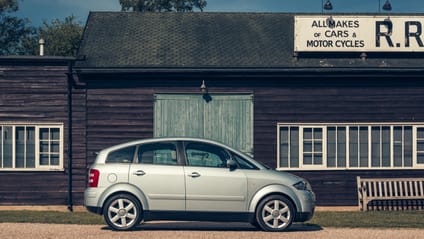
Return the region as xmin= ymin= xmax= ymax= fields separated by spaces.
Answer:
xmin=0 ymin=61 xmax=87 ymax=205
xmin=81 ymin=74 xmax=424 ymax=206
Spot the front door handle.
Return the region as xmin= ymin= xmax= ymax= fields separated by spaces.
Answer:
xmin=188 ymin=172 xmax=201 ymax=178
xmin=133 ymin=170 xmax=146 ymax=176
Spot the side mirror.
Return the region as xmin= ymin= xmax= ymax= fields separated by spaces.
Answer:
xmin=226 ymin=159 xmax=237 ymax=171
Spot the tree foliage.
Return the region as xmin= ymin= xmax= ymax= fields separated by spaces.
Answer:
xmin=0 ymin=0 xmax=36 ymax=55
xmin=119 ymin=0 xmax=207 ymax=12
xmin=37 ymin=16 xmax=83 ymax=56
xmin=0 ymin=1 xmax=83 ymax=56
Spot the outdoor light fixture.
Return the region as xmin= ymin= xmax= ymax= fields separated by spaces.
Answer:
xmin=200 ymin=80 xmax=207 ymax=94
xmin=382 ymin=0 xmax=392 ymax=11
xmin=200 ymin=80 xmax=212 ymax=102
xmin=323 ymin=0 xmax=333 ymax=11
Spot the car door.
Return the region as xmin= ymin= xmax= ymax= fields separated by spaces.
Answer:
xmin=183 ymin=142 xmax=248 ymax=212
xmin=128 ymin=141 xmax=185 ymax=211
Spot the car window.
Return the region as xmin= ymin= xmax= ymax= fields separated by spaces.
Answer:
xmin=185 ymin=143 xmax=229 ymax=168
xmin=137 ymin=143 xmax=177 ymax=165
xmin=106 ymin=146 xmax=136 ymax=163
xmin=231 ymin=153 xmax=258 ymax=170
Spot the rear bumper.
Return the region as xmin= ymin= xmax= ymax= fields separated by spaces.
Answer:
xmin=86 ymin=206 xmax=102 ymax=215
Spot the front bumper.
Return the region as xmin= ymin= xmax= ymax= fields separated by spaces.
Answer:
xmin=295 ymin=190 xmax=316 ymax=222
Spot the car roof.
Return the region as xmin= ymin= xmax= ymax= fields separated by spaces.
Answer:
xmin=96 ymin=137 xmax=264 ymax=168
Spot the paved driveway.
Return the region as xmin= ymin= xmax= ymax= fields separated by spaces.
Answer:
xmin=1 ymin=222 xmax=423 ymax=239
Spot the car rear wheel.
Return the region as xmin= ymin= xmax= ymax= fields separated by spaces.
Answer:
xmin=255 ymin=195 xmax=294 ymax=232
xmin=103 ymin=194 xmax=142 ymax=231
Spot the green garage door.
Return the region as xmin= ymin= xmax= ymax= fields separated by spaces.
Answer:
xmin=154 ymin=94 xmax=253 ymax=155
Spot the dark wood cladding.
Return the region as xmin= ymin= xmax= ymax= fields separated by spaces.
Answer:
xmin=254 ymin=77 xmax=424 ymax=206
xmin=85 ymin=76 xmax=424 ymax=206
xmin=293 ymin=170 xmax=424 ymax=206
xmin=0 ymin=63 xmax=87 ymax=205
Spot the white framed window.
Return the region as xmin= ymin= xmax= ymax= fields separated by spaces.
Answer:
xmin=277 ymin=123 xmax=424 ymax=170
xmin=300 ymin=126 xmax=325 ymax=168
xmin=0 ymin=123 xmax=64 ymax=171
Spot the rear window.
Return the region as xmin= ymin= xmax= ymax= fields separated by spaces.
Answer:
xmin=106 ymin=146 xmax=136 ymax=163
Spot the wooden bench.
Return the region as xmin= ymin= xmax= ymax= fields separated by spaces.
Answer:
xmin=357 ymin=176 xmax=424 ymax=211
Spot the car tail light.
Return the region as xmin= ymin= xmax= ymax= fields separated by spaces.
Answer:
xmin=88 ymin=169 xmax=100 ymax=188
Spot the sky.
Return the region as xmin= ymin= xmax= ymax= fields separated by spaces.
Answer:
xmin=13 ymin=0 xmax=424 ymax=27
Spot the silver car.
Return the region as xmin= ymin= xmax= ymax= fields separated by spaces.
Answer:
xmin=84 ymin=138 xmax=315 ymax=232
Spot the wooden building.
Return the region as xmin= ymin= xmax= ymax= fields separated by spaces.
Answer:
xmin=0 ymin=56 xmax=86 ymax=207
xmin=2 ymin=12 xmax=424 ymax=207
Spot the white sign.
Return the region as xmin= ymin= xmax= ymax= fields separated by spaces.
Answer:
xmin=295 ymin=16 xmax=424 ymax=52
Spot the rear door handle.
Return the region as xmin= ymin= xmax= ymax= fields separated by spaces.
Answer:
xmin=188 ymin=172 xmax=201 ymax=178
xmin=133 ymin=170 xmax=146 ymax=176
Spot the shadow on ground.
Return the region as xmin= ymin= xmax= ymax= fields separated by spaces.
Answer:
xmin=102 ymin=222 xmax=322 ymax=232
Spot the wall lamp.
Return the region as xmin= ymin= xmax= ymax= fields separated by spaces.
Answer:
xmin=382 ymin=0 xmax=392 ymax=11
xmin=200 ymin=80 xmax=207 ymax=94
xmin=200 ymin=80 xmax=212 ymax=102
xmin=323 ymin=0 xmax=333 ymax=10
xmin=379 ymin=0 xmax=392 ymax=12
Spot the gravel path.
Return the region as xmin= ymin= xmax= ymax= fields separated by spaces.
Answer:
xmin=1 ymin=222 xmax=424 ymax=239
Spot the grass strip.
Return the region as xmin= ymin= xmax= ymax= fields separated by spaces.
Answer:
xmin=0 ymin=211 xmax=423 ymax=228
xmin=308 ymin=211 xmax=424 ymax=228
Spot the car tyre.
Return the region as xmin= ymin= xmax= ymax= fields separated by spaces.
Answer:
xmin=255 ymin=195 xmax=294 ymax=232
xmin=103 ymin=194 xmax=142 ymax=231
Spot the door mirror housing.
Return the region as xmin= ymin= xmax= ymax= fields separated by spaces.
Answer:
xmin=227 ymin=159 xmax=237 ymax=170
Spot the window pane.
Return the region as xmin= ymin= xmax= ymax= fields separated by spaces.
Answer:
xmin=417 ymin=128 xmax=424 ymax=138
xmin=315 ymin=154 xmax=322 ymax=165
xmin=337 ymin=127 xmax=346 ymax=167
xmin=185 ymin=143 xmax=229 ymax=168
xmin=371 ymin=127 xmax=381 ymax=167
xmin=0 ymin=127 xmax=2 ymax=168
xmin=40 ymin=154 xmax=49 ymax=166
xmin=137 ymin=143 xmax=177 ymax=165
xmin=327 ymin=127 xmax=336 ymax=167
xmin=404 ymin=127 xmax=412 ymax=167
xmin=349 ymin=127 xmax=359 ymax=167
xmin=279 ymin=127 xmax=289 ymax=167
xmin=382 ymin=127 xmax=391 ymax=167
xmin=304 ymin=142 xmax=312 ymax=152
xmin=417 ymin=142 xmax=424 ymax=151
xmin=417 ymin=153 xmax=424 ymax=164
xmin=303 ymin=153 xmax=313 ymax=165
xmin=40 ymin=128 xmax=49 ymax=140
xmin=303 ymin=128 xmax=312 ymax=140
xmin=51 ymin=128 xmax=60 ymax=140
xmin=51 ymin=143 xmax=60 ymax=153
xmin=16 ymin=127 xmax=25 ymax=168
xmin=393 ymin=127 xmax=403 ymax=167
xmin=314 ymin=128 xmax=322 ymax=139
xmin=40 ymin=142 xmax=49 ymax=153
xmin=25 ymin=127 xmax=35 ymax=168
xmin=314 ymin=142 xmax=322 ymax=153
xmin=359 ymin=127 xmax=369 ymax=167
xmin=3 ymin=127 xmax=13 ymax=168
xmin=106 ymin=146 xmax=136 ymax=163
xmin=290 ymin=127 xmax=299 ymax=167
xmin=50 ymin=155 xmax=59 ymax=166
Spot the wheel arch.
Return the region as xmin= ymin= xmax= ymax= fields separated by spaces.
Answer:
xmin=97 ymin=183 xmax=149 ymax=214
xmin=248 ymin=184 xmax=300 ymax=215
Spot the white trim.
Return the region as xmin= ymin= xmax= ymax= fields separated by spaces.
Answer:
xmin=277 ymin=122 xmax=424 ymax=171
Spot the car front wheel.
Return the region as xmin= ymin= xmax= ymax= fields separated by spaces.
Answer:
xmin=103 ymin=194 xmax=142 ymax=231
xmin=255 ymin=195 xmax=294 ymax=232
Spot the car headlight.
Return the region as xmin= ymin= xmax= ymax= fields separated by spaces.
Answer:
xmin=293 ymin=180 xmax=311 ymax=191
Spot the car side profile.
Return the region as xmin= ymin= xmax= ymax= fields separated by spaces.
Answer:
xmin=84 ymin=138 xmax=315 ymax=232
